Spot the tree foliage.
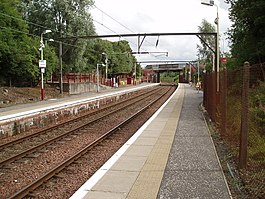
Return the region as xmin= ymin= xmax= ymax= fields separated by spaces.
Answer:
xmin=21 ymin=0 xmax=96 ymax=71
xmin=197 ymin=19 xmax=216 ymax=71
xmin=0 ymin=0 xmax=36 ymax=85
xmin=83 ymin=39 xmax=137 ymax=76
xmin=228 ymin=0 xmax=265 ymax=65
xmin=0 ymin=0 xmax=138 ymax=86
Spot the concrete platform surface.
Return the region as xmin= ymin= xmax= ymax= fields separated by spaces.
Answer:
xmin=0 ymin=83 xmax=158 ymax=122
xmin=70 ymin=84 xmax=232 ymax=199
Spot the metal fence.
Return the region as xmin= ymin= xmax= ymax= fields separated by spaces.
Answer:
xmin=203 ymin=62 xmax=265 ymax=198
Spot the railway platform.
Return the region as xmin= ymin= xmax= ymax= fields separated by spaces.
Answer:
xmin=70 ymin=83 xmax=232 ymax=199
xmin=0 ymin=83 xmax=159 ymax=137
xmin=0 ymin=83 xmax=158 ymax=118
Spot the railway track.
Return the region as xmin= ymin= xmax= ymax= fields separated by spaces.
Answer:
xmin=0 ymin=85 xmax=176 ymax=198
xmin=0 ymin=86 xmax=161 ymax=166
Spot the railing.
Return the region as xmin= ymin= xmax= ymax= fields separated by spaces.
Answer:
xmin=203 ymin=62 xmax=265 ymax=198
xmin=48 ymin=73 xmax=139 ymax=87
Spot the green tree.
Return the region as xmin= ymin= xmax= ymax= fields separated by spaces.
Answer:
xmin=83 ymin=39 xmax=137 ymax=76
xmin=228 ymin=0 xmax=265 ymax=65
xmin=197 ymin=19 xmax=216 ymax=72
xmin=0 ymin=0 xmax=36 ymax=85
xmin=21 ymin=0 xmax=96 ymax=72
xmin=0 ymin=0 xmax=58 ymax=86
xmin=111 ymin=40 xmax=136 ymax=74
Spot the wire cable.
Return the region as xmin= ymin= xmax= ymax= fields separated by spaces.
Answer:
xmin=0 ymin=25 xmax=82 ymax=49
xmin=0 ymin=12 xmax=57 ymax=33
xmin=94 ymin=5 xmax=135 ymax=33
xmin=93 ymin=4 xmax=160 ymax=52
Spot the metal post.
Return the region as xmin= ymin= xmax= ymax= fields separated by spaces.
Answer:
xmin=216 ymin=7 xmax=220 ymax=92
xmin=59 ymin=41 xmax=63 ymax=94
xmin=40 ymin=33 xmax=44 ymax=100
xmin=39 ymin=30 xmax=51 ymax=100
xmin=138 ymin=35 xmax=140 ymax=53
xmin=41 ymin=69 xmax=44 ymax=100
xmin=134 ymin=62 xmax=137 ymax=84
xmin=105 ymin=54 xmax=108 ymax=83
xmin=197 ymin=60 xmax=200 ymax=82
xmin=197 ymin=60 xmax=200 ymax=93
xmin=189 ymin=64 xmax=192 ymax=82
xmin=212 ymin=52 xmax=215 ymax=71
xmin=239 ymin=61 xmax=250 ymax=169
xmin=102 ymin=52 xmax=108 ymax=85
xmin=201 ymin=1 xmax=220 ymax=91
xmin=96 ymin=64 xmax=99 ymax=92
xmin=221 ymin=68 xmax=227 ymax=136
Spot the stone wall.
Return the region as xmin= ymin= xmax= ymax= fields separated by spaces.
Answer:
xmin=63 ymin=82 xmax=108 ymax=94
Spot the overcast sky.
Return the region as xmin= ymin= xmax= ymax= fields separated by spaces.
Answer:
xmin=90 ymin=0 xmax=231 ymax=65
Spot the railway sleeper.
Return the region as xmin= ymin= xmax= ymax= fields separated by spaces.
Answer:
xmin=1 ymin=164 xmax=17 ymax=169
xmin=54 ymin=173 xmax=64 ymax=178
xmin=26 ymin=153 xmax=40 ymax=158
xmin=27 ymin=192 xmax=37 ymax=198
xmin=56 ymin=141 xmax=66 ymax=144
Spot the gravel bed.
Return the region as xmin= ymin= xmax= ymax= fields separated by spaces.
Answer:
xmin=0 ymin=87 xmax=160 ymax=162
xmin=0 ymin=87 xmax=157 ymax=144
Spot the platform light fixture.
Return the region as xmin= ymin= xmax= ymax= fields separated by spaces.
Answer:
xmin=201 ymin=0 xmax=220 ymax=92
xmin=96 ymin=63 xmax=105 ymax=92
xmin=39 ymin=30 xmax=52 ymax=100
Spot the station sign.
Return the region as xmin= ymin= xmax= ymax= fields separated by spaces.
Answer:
xmin=221 ymin=57 xmax=228 ymax=64
xmin=39 ymin=60 xmax=46 ymax=68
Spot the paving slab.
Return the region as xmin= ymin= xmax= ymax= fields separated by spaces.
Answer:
xmin=91 ymin=170 xmax=139 ymax=193
xmin=158 ymin=170 xmax=230 ymax=199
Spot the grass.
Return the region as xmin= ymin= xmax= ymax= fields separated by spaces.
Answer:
xmin=222 ymin=88 xmax=265 ymax=198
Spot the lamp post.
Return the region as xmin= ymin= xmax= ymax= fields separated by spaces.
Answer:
xmin=198 ymin=59 xmax=200 ymax=83
xmin=96 ymin=63 xmax=105 ymax=92
xmin=39 ymin=30 xmax=52 ymax=100
xmin=201 ymin=0 xmax=220 ymax=92
xmin=59 ymin=41 xmax=63 ymax=94
xmin=96 ymin=64 xmax=100 ymax=92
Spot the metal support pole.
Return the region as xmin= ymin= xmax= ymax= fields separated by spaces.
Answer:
xmin=197 ymin=60 xmax=200 ymax=82
xmin=138 ymin=35 xmax=140 ymax=53
xmin=212 ymin=52 xmax=215 ymax=71
xmin=134 ymin=62 xmax=137 ymax=84
xmin=41 ymin=71 xmax=44 ymax=100
xmin=59 ymin=41 xmax=63 ymax=94
xmin=40 ymin=33 xmax=44 ymax=100
xmin=96 ymin=64 xmax=99 ymax=92
xmin=102 ymin=52 xmax=108 ymax=85
xmin=105 ymin=55 xmax=108 ymax=83
xmin=216 ymin=7 xmax=220 ymax=92
xmin=239 ymin=61 xmax=250 ymax=169
xmin=201 ymin=1 xmax=219 ymax=91
xmin=197 ymin=60 xmax=200 ymax=93
xmin=189 ymin=64 xmax=192 ymax=82
xmin=39 ymin=30 xmax=51 ymax=100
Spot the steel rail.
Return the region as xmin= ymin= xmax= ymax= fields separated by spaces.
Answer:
xmin=0 ymin=87 xmax=160 ymax=150
xmin=0 ymin=87 xmax=163 ymax=167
